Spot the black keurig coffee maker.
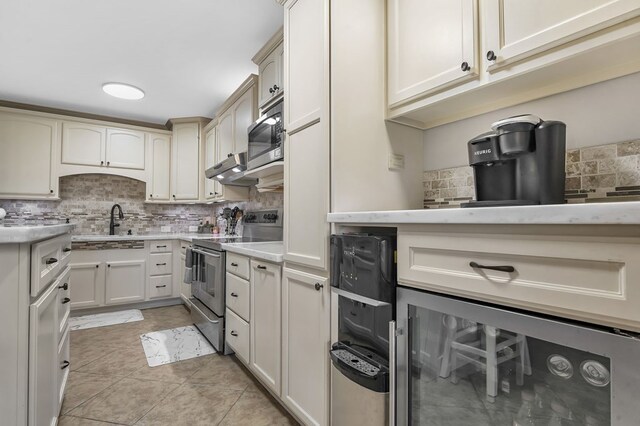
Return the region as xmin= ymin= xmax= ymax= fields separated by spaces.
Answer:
xmin=462 ymin=114 xmax=566 ymax=208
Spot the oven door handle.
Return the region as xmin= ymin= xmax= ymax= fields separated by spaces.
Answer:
xmin=389 ymin=320 xmax=396 ymax=426
xmin=331 ymin=287 xmax=391 ymax=307
xmin=191 ymin=248 xmax=221 ymax=258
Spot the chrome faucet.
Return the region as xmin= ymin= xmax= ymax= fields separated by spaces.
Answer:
xmin=109 ymin=204 xmax=125 ymax=235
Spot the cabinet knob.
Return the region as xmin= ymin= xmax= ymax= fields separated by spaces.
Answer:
xmin=61 ymin=360 xmax=70 ymax=370
xmin=173 ymin=195 xmax=176 ymax=199
xmin=107 ymin=264 xmax=111 ymax=268
xmin=62 ymin=297 xmax=71 ymax=304
xmin=314 ymin=282 xmax=323 ymax=291
xmin=96 ymin=264 xmax=99 ymax=268
xmin=227 ymin=153 xmax=233 ymax=158
xmin=100 ymin=161 xmax=104 ymax=165
xmin=230 ymin=331 xmax=238 ymax=337
xmin=273 ymin=84 xmax=279 ymax=91
xmin=460 ymin=61 xmax=471 ymax=72
xmin=50 ymin=189 xmax=54 ymax=194
xmin=269 ymin=88 xmax=275 ymax=94
xmin=209 ymin=192 xmax=213 ymax=195
xmin=63 ymin=247 xmax=72 ymax=253
xmin=107 ymin=161 xmax=110 ymax=166
xmin=486 ymin=50 xmax=497 ymax=61
xmin=58 ymin=282 xmax=68 ymax=290
xmin=150 ymin=194 xmax=153 ymax=198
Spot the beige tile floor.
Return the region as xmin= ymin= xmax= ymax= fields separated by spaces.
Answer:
xmin=59 ymin=305 xmax=299 ymax=426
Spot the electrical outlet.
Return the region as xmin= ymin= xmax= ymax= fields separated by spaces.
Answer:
xmin=189 ymin=226 xmax=198 ymax=232
xmin=161 ymin=226 xmax=171 ymax=233
xmin=388 ymin=153 xmax=405 ymax=170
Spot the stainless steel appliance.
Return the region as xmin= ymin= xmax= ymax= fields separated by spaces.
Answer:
xmin=463 ymin=114 xmax=566 ymax=207
xmin=247 ymin=100 xmax=284 ymax=170
xmin=330 ymin=233 xmax=396 ymax=426
xmin=205 ymin=152 xmax=257 ymax=186
xmin=394 ymin=287 xmax=640 ymax=425
xmin=188 ymin=209 xmax=283 ymax=352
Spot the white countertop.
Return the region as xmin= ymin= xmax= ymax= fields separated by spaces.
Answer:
xmin=220 ymin=241 xmax=284 ymax=263
xmin=72 ymin=233 xmax=233 ymax=243
xmin=0 ymin=224 xmax=76 ymax=244
xmin=327 ymin=201 xmax=640 ymax=225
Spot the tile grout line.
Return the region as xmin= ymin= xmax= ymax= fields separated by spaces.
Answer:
xmin=214 ymin=383 xmax=250 ymax=426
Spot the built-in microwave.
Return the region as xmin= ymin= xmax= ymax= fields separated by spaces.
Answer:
xmin=247 ymin=100 xmax=284 ymax=170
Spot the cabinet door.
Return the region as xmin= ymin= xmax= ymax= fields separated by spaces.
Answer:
xmin=204 ymin=127 xmax=220 ymax=200
xmin=232 ymin=88 xmax=255 ymax=155
xmin=61 ymin=122 xmax=106 ymax=167
xmin=105 ymin=128 xmax=145 ymax=170
xmin=29 ymin=281 xmax=59 ymax=426
xmin=284 ymin=122 xmax=329 ymax=270
xmin=217 ymin=111 xmax=234 ymax=160
xmin=105 ymin=260 xmax=146 ymax=305
xmin=149 ymin=133 xmax=171 ymax=201
xmin=285 ymin=0 xmax=326 ymax=132
xmin=171 ymin=123 xmax=200 ymax=201
xmin=259 ymin=49 xmax=279 ymax=108
xmin=483 ymin=0 xmax=640 ymax=69
xmin=276 ymin=42 xmax=285 ymax=96
xmin=250 ymin=260 xmax=281 ymax=394
xmin=0 ymin=114 xmax=57 ymax=198
xmin=387 ymin=0 xmax=479 ymax=106
xmin=282 ymin=267 xmax=329 ymax=426
xmin=179 ymin=253 xmax=191 ymax=303
xmin=69 ymin=262 xmax=103 ymax=309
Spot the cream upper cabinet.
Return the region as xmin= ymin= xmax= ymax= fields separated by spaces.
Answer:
xmin=105 ymin=128 xmax=145 ymax=170
xmin=483 ymin=0 xmax=640 ymax=70
xmin=258 ymin=42 xmax=284 ymax=109
xmin=171 ymin=123 xmax=200 ymax=201
xmin=204 ymin=126 xmax=220 ymax=200
xmin=285 ymin=0 xmax=326 ymax=132
xmin=148 ymin=133 xmax=171 ymax=201
xmin=0 ymin=113 xmax=58 ymax=199
xmin=232 ymin=88 xmax=255 ymax=155
xmin=217 ymin=111 xmax=234 ymax=160
xmin=284 ymin=123 xmax=329 ymax=270
xmin=387 ymin=0 xmax=479 ymax=106
xmin=281 ymin=267 xmax=329 ymax=426
xmin=250 ymin=260 xmax=281 ymax=395
xmin=61 ymin=122 xmax=105 ymax=167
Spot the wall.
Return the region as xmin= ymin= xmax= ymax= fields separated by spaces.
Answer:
xmin=0 ymin=174 xmax=283 ymax=234
xmin=423 ymin=72 xmax=640 ymax=170
xmin=330 ymin=0 xmax=424 ymax=212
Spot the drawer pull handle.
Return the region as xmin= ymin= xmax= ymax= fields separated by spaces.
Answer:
xmin=257 ymin=265 xmax=267 ymax=270
xmin=231 ymin=262 xmax=238 ymax=267
xmin=62 ymin=297 xmax=71 ymax=304
xmin=63 ymin=247 xmax=72 ymax=253
xmin=156 ymin=245 xmax=167 ymax=248
xmin=469 ymin=261 xmax=515 ymax=273
xmin=58 ymin=283 xmax=68 ymax=290
xmin=156 ymin=263 xmax=167 ymax=266
xmin=156 ymin=285 xmax=167 ymax=288
xmin=61 ymin=360 xmax=70 ymax=370
xmin=230 ymin=331 xmax=238 ymax=337
xmin=230 ymin=292 xmax=238 ymax=297
xmin=45 ymin=257 xmax=58 ymax=265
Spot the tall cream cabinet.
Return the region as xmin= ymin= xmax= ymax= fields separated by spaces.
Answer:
xmin=0 ymin=112 xmax=59 ymax=199
xmin=388 ymin=0 xmax=640 ymax=128
xmin=170 ymin=122 xmax=200 ymax=202
xmin=204 ymin=124 xmax=220 ymax=200
xmin=147 ymin=133 xmax=171 ymax=202
xmin=253 ymin=27 xmax=285 ymax=111
xmin=215 ymin=74 xmax=258 ymax=159
xmin=282 ymin=0 xmax=331 ymax=425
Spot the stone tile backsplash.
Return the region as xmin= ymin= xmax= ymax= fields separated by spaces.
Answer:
xmin=424 ymin=139 xmax=640 ymax=208
xmin=0 ymin=174 xmax=283 ymax=235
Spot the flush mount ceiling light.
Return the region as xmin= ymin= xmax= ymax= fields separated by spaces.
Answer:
xmin=102 ymin=82 xmax=145 ymax=100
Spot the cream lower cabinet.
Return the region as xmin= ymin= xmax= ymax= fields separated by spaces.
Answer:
xmin=281 ymin=267 xmax=330 ymax=426
xmin=104 ymin=260 xmax=146 ymax=305
xmin=250 ymin=260 xmax=281 ymax=395
xmin=178 ymin=241 xmax=191 ymax=305
xmin=0 ymin=112 xmax=58 ymax=199
xmin=68 ymin=262 xmax=102 ymax=309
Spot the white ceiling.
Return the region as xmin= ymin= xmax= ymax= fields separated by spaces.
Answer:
xmin=0 ymin=0 xmax=283 ymax=124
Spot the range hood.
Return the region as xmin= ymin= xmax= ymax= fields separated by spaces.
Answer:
xmin=205 ymin=152 xmax=257 ymax=186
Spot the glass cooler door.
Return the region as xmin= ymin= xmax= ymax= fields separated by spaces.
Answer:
xmin=396 ymin=287 xmax=640 ymax=426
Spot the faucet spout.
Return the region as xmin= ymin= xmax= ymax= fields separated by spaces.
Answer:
xmin=109 ymin=204 xmax=125 ymax=235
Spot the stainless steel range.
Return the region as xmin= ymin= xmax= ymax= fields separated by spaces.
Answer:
xmin=187 ymin=209 xmax=282 ymax=353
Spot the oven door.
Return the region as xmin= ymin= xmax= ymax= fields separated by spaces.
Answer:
xmin=247 ymin=102 xmax=283 ymax=170
xmin=396 ymin=287 xmax=640 ymax=426
xmin=191 ymin=247 xmax=226 ymax=317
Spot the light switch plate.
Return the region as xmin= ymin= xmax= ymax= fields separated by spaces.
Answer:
xmin=189 ymin=226 xmax=198 ymax=232
xmin=388 ymin=153 xmax=405 ymax=170
xmin=161 ymin=226 xmax=171 ymax=233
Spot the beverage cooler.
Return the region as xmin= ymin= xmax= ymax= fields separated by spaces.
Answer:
xmin=394 ymin=287 xmax=640 ymax=425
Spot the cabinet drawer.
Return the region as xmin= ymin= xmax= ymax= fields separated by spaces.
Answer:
xmin=226 ymin=308 xmax=250 ymax=365
xmin=149 ymin=240 xmax=172 ymax=253
xmin=31 ymin=234 xmax=71 ymax=297
xmin=57 ymin=267 xmax=71 ymax=336
xmin=149 ymin=275 xmax=172 ymax=299
xmin=398 ymin=228 xmax=640 ymax=331
xmin=226 ymin=273 xmax=249 ymax=322
xmin=149 ymin=253 xmax=173 ymax=276
xmin=57 ymin=325 xmax=70 ymax=408
xmin=227 ymin=253 xmax=250 ymax=280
